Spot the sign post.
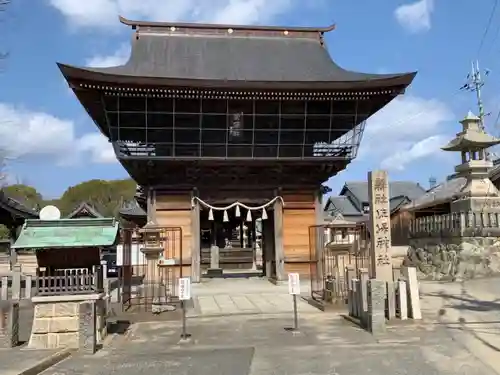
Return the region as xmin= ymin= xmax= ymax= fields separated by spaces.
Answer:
xmin=288 ymin=273 xmax=300 ymax=332
xmin=178 ymin=277 xmax=191 ymax=339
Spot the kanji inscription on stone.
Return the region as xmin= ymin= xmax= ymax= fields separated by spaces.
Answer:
xmin=368 ymin=170 xmax=393 ymax=281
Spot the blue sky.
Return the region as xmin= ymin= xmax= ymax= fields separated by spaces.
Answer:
xmin=0 ymin=0 xmax=499 ymax=198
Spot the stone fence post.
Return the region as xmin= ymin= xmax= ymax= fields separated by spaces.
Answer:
xmin=0 ymin=301 xmax=19 ymax=348
xmin=367 ymin=279 xmax=386 ymax=336
xmin=79 ymin=301 xmax=97 ymax=354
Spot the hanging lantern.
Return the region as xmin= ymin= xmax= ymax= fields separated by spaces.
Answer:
xmin=223 ymin=209 xmax=229 ymax=222
xmin=235 ymin=204 xmax=241 ymax=217
xmin=246 ymin=209 xmax=252 ymax=222
xmin=261 ymin=207 xmax=268 ymax=220
xmin=208 ymin=208 xmax=214 ymax=221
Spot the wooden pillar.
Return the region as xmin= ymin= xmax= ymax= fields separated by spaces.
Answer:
xmin=273 ymin=197 xmax=285 ymax=281
xmin=191 ymin=193 xmax=201 ymax=283
xmin=263 ymin=218 xmax=273 ymax=277
xmin=314 ymin=189 xmax=324 ymax=284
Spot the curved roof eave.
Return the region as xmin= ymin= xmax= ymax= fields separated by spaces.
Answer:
xmin=118 ymin=15 xmax=337 ymax=33
xmin=58 ymin=63 xmax=417 ymax=91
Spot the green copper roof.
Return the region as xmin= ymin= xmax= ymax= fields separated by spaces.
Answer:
xmin=12 ymin=218 xmax=119 ymax=249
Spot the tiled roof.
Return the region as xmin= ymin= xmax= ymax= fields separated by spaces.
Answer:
xmin=403 ymin=177 xmax=466 ymax=211
xmin=341 ymin=181 xmax=426 ymax=203
xmin=119 ymin=202 xmax=147 ymax=218
xmin=325 ymin=196 xmax=360 ymax=216
xmin=0 ymin=191 xmax=39 ymax=221
xmin=67 ymin=202 xmax=103 ymax=219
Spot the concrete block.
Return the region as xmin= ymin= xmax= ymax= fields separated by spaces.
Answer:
xmin=32 ymin=318 xmax=50 ymax=334
xmin=34 ymin=303 xmax=54 ymax=318
xmin=50 ymin=317 xmax=79 ymax=333
xmin=54 ymin=302 xmax=79 ymax=317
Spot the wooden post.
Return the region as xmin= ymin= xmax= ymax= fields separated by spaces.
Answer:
xmin=273 ymin=197 xmax=285 ymax=281
xmin=191 ymin=194 xmax=201 ymax=283
xmin=314 ymin=189 xmax=324 ymax=286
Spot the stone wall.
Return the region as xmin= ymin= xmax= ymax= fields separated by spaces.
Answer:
xmin=29 ymin=296 xmax=106 ymax=350
xmin=404 ymin=236 xmax=500 ymax=280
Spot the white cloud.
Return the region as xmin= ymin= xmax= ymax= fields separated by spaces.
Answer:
xmin=50 ymin=0 xmax=303 ymax=30
xmin=359 ymin=95 xmax=454 ymax=170
xmin=86 ymin=43 xmax=130 ymax=67
xmin=0 ymin=103 xmax=116 ymax=165
xmin=394 ymin=0 xmax=434 ymax=33
xmin=380 ymin=134 xmax=448 ymax=170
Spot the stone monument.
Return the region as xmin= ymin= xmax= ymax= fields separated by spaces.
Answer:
xmin=368 ymin=170 xmax=393 ymax=282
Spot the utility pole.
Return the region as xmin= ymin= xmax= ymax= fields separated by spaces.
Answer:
xmin=460 ymin=60 xmax=490 ymax=130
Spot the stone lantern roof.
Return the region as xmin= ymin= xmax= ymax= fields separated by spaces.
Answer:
xmin=442 ymin=111 xmax=500 ymax=152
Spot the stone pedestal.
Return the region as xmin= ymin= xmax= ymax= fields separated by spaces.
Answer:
xmin=28 ymin=293 xmax=106 ymax=349
xmin=207 ymin=245 xmax=223 ymax=277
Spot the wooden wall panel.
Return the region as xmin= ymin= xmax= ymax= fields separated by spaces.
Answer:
xmin=282 ymin=192 xmax=315 ymax=210
xmin=156 ymin=193 xmax=192 ymax=262
xmin=283 ymin=208 xmax=315 ymax=260
xmin=284 ymin=262 xmax=311 ymax=277
xmin=156 ymin=193 xmax=192 ymax=210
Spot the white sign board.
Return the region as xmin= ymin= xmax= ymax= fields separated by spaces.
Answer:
xmin=179 ymin=277 xmax=191 ymax=301
xmin=288 ymin=273 xmax=300 ymax=295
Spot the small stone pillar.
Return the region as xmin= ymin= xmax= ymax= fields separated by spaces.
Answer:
xmin=78 ymin=301 xmax=96 ymax=354
xmin=0 ymin=301 xmax=19 ymax=348
xmin=358 ymin=269 xmax=369 ymax=325
xmin=367 ymin=279 xmax=386 ymax=335
xmin=386 ymin=282 xmax=396 ymax=320
xmin=396 ymin=280 xmax=408 ymax=320
xmin=402 ymin=267 xmax=422 ymax=320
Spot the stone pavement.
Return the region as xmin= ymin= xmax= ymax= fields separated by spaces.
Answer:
xmin=420 ymin=278 xmax=500 ymax=374
xmin=0 ymin=347 xmax=63 ymax=375
xmin=188 ymin=278 xmax=318 ymax=317
xmin=42 ymin=312 xmax=495 ymax=375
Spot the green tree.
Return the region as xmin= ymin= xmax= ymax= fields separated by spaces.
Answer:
xmin=58 ymin=179 xmax=136 ymax=217
xmin=3 ymin=184 xmax=44 ymax=210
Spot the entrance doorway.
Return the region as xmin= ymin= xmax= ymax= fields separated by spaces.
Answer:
xmin=199 ymin=205 xmax=273 ymax=278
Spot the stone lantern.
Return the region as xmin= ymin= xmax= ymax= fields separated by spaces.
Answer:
xmin=139 ymin=221 xmax=169 ymax=312
xmin=442 ymin=111 xmax=500 ymax=212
